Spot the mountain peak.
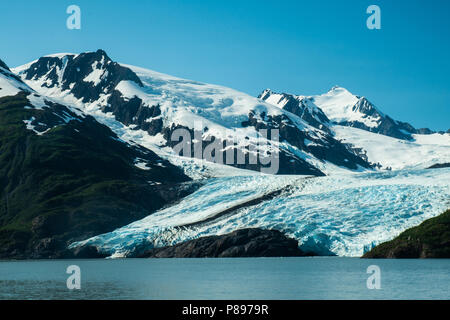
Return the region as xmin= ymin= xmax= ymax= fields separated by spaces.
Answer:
xmin=328 ymin=85 xmax=352 ymax=95
xmin=14 ymin=50 xmax=143 ymax=103
xmin=258 ymin=88 xmax=274 ymax=100
xmin=0 ymin=59 xmax=31 ymax=98
xmin=43 ymin=49 xmax=109 ymax=60
xmin=0 ymin=59 xmax=10 ymax=71
xmin=95 ymin=48 xmax=108 ymax=56
xmin=80 ymin=49 xmax=111 ymax=63
xmin=258 ymin=88 xmax=331 ymax=132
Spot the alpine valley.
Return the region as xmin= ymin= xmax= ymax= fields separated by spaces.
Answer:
xmin=0 ymin=50 xmax=449 ymax=259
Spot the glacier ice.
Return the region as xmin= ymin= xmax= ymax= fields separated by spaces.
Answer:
xmin=70 ymin=168 xmax=450 ymax=257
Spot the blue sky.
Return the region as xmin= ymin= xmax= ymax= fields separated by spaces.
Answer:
xmin=1 ymin=0 xmax=449 ymax=130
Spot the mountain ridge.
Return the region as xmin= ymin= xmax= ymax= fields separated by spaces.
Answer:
xmin=260 ymin=86 xmax=434 ymax=140
xmin=13 ymin=50 xmax=376 ymax=176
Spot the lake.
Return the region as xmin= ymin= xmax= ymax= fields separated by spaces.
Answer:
xmin=0 ymin=257 xmax=449 ymax=299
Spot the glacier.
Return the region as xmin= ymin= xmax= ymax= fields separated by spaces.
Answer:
xmin=70 ymin=168 xmax=450 ymax=258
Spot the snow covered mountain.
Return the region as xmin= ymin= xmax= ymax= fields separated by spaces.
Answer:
xmin=260 ymin=87 xmax=450 ymax=170
xmin=261 ymin=86 xmax=434 ymax=140
xmin=13 ymin=50 xmax=374 ymax=176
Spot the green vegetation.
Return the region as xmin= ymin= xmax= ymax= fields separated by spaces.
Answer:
xmin=363 ymin=209 xmax=450 ymax=258
xmin=0 ymin=92 xmax=191 ymax=258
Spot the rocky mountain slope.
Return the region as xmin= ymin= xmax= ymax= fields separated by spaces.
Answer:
xmin=138 ymin=228 xmax=307 ymax=258
xmin=363 ymin=209 xmax=450 ymax=258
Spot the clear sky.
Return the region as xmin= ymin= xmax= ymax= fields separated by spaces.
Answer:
xmin=1 ymin=0 xmax=449 ymax=130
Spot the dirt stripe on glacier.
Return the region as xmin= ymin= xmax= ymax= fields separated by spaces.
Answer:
xmin=175 ymin=177 xmax=313 ymax=229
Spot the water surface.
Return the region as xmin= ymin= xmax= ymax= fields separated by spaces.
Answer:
xmin=0 ymin=257 xmax=449 ymax=299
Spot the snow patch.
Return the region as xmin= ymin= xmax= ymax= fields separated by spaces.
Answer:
xmin=333 ymin=125 xmax=450 ymax=170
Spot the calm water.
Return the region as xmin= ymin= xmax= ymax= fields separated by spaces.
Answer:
xmin=0 ymin=257 xmax=449 ymax=300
